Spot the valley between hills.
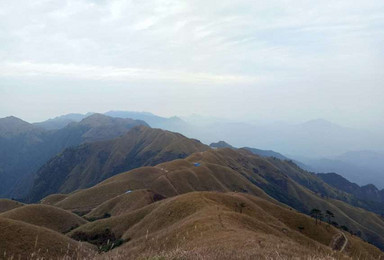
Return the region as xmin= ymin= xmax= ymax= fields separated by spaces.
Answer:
xmin=0 ymin=113 xmax=384 ymax=259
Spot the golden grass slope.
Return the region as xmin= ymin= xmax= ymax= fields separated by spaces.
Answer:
xmin=85 ymin=189 xmax=165 ymax=219
xmin=29 ymin=125 xmax=209 ymax=202
xmin=0 ymin=204 xmax=87 ymax=233
xmin=45 ymin=148 xmax=384 ymax=250
xmin=0 ymin=198 xmax=23 ymax=213
xmin=0 ymin=217 xmax=95 ymax=259
xmin=52 ymin=160 xmax=272 ymax=212
xmin=68 ymin=191 xmax=383 ymax=260
xmin=40 ymin=193 xmax=68 ymax=205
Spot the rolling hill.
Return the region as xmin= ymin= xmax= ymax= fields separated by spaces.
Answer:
xmin=68 ymin=191 xmax=383 ymax=259
xmin=0 ymin=217 xmax=95 ymax=259
xmin=43 ymin=148 xmax=384 ymax=250
xmin=0 ymin=204 xmax=87 ymax=233
xmin=27 ymin=126 xmax=209 ymax=202
xmin=0 ymin=114 xmax=148 ymax=199
xmin=0 ymin=199 xmax=24 ymax=213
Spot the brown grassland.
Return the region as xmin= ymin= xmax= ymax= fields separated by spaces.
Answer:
xmin=0 ymin=204 xmax=87 ymax=233
xmin=0 ymin=217 xmax=95 ymax=259
xmin=0 ymin=199 xmax=24 ymax=213
xmin=1 ymin=149 xmax=384 ymax=259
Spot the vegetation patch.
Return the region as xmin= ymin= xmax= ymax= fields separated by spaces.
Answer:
xmin=71 ymin=228 xmax=126 ymax=252
xmin=85 ymin=212 xmax=111 ymax=222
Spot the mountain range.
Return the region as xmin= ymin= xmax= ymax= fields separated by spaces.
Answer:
xmin=0 ymin=114 xmax=148 ymax=199
xmin=13 ymin=147 xmax=384 ymax=256
xmin=1 ymin=112 xmax=384 ymax=258
xmin=301 ymin=150 xmax=384 ymax=189
xmin=27 ymin=126 xmax=209 ymax=202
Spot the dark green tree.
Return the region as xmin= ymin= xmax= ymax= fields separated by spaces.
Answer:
xmin=310 ymin=208 xmax=322 ymax=225
xmin=325 ymin=210 xmax=335 ymax=225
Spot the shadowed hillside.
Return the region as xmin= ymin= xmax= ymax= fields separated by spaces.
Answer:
xmin=304 ymin=150 xmax=384 ymax=189
xmin=0 ymin=114 xmax=148 ymax=199
xmin=318 ymin=172 xmax=384 ymax=206
xmin=27 ymin=126 xmax=209 ymax=202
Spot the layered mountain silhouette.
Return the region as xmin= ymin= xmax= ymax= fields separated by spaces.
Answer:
xmin=318 ymin=172 xmax=384 ymax=205
xmin=0 ymin=114 xmax=148 ymax=198
xmin=1 ymin=113 xmax=384 ymax=258
xmin=27 ymin=126 xmax=209 ymax=202
xmin=303 ymin=150 xmax=384 ymax=189
xmin=33 ymin=110 xmax=190 ymax=132
xmin=210 ymin=141 xmax=288 ymax=159
xmin=33 ymin=113 xmax=92 ymax=130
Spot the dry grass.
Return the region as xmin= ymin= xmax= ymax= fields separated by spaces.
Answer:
xmin=41 ymin=148 xmax=384 ymax=252
xmin=0 ymin=217 xmax=95 ymax=259
xmin=85 ymin=189 xmax=165 ymax=219
xmin=3 ymin=191 xmax=383 ymax=259
xmin=0 ymin=199 xmax=24 ymax=213
xmin=0 ymin=204 xmax=87 ymax=233
xmin=68 ymin=191 xmax=384 ymax=260
xmin=40 ymin=194 xmax=69 ymax=205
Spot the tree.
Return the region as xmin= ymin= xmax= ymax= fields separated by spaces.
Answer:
xmin=237 ymin=202 xmax=246 ymax=214
xmin=325 ymin=210 xmax=335 ymax=225
xmin=310 ymin=208 xmax=322 ymax=225
xmin=341 ymin=225 xmax=349 ymax=232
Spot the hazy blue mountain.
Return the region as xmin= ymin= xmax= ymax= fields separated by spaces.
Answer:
xmin=104 ymin=111 xmax=189 ymax=132
xmin=33 ymin=113 xmax=93 ymax=130
xmin=181 ymin=117 xmax=384 ymax=158
xmin=0 ymin=114 xmax=148 ymax=199
xmin=318 ymin=172 xmax=384 ymax=204
xmin=243 ymin=147 xmax=288 ymax=160
xmin=301 ymin=150 xmax=384 ymax=189
xmin=209 ymin=141 xmax=234 ymax=149
xmin=209 ymin=141 xmax=289 ymax=159
xmin=0 ymin=116 xmax=42 ymax=137
xmin=208 ymin=141 xmax=311 ymax=169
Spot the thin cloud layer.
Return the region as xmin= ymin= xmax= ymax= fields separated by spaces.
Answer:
xmin=0 ymin=0 xmax=384 ymax=126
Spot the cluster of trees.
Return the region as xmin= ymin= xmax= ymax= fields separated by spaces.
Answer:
xmin=309 ymin=208 xmax=362 ymax=237
xmin=310 ymin=208 xmax=335 ymax=225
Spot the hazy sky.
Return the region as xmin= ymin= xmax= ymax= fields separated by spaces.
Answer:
xmin=1 ymin=0 xmax=384 ymax=128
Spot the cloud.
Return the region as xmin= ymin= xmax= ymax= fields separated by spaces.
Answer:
xmin=0 ymin=0 xmax=383 ymax=127
xmin=0 ymin=61 xmax=260 ymax=84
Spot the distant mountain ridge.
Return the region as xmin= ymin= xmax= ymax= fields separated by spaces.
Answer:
xmin=209 ymin=141 xmax=234 ymax=149
xmin=0 ymin=114 xmax=148 ymax=199
xmin=33 ymin=113 xmax=92 ymax=130
xmin=318 ymin=172 xmax=384 ymax=205
xmin=0 ymin=116 xmax=42 ymax=137
xmin=302 ymin=150 xmax=384 ymax=189
xmin=33 ymin=111 xmax=190 ymax=133
xmin=210 ymin=140 xmax=291 ymax=160
xmin=210 ymin=141 xmax=287 ymax=158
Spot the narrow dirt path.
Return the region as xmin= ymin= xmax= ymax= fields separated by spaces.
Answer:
xmin=331 ymin=232 xmax=348 ymax=252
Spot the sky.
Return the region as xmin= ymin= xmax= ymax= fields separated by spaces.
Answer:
xmin=1 ymin=0 xmax=384 ymax=128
